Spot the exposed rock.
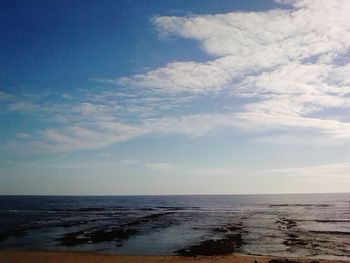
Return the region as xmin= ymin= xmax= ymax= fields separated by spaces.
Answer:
xmin=213 ymin=227 xmax=229 ymax=233
xmin=287 ymin=233 xmax=298 ymax=239
xmin=175 ymin=239 xmax=235 ymax=256
xmin=282 ymin=232 xmax=308 ymax=247
xmin=0 ymin=228 xmax=26 ymax=242
xmin=54 ymin=220 xmax=95 ymax=228
xmin=213 ymin=224 xmax=242 ymax=233
xmin=0 ymin=220 xmax=94 ymax=243
xmin=56 ymin=228 xmax=139 ymax=246
xmin=283 ymin=238 xmax=308 ymax=246
xmin=123 ymin=212 xmax=174 ymax=227
xmin=56 ymin=231 xmax=90 ymax=246
xmin=175 ymin=233 xmax=243 ymax=257
xmin=87 ymin=228 xmax=139 ymax=243
xmin=227 ymin=225 xmax=242 ymax=231
xmin=310 ymin=230 xmax=350 ymax=235
xmin=314 ymin=219 xmax=350 ymax=223
xmin=277 ymin=217 xmax=297 ymax=229
xmin=226 ymin=233 xmax=243 ymax=247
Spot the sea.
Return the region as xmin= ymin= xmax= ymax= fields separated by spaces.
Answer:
xmin=0 ymin=193 xmax=349 ymax=260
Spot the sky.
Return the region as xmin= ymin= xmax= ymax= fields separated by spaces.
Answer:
xmin=1 ymin=0 xmax=350 ymax=195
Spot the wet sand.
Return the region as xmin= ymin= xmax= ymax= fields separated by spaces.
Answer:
xmin=0 ymin=251 xmax=347 ymax=263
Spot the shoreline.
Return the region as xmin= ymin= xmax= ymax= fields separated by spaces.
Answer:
xmin=1 ymin=194 xmax=349 ymax=261
xmin=0 ymin=251 xmax=348 ymax=263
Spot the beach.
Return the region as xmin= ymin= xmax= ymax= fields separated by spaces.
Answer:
xmin=1 ymin=251 xmax=347 ymax=263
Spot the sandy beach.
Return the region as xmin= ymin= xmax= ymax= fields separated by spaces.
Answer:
xmin=0 ymin=251 xmax=347 ymax=263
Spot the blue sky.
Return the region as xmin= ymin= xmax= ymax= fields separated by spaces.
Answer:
xmin=1 ymin=0 xmax=350 ymax=195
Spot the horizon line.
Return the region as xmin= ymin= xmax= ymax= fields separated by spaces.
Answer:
xmin=0 ymin=191 xmax=348 ymax=197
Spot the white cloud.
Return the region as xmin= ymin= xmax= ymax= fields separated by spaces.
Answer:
xmin=8 ymin=101 xmax=41 ymax=112
xmin=263 ymin=162 xmax=350 ymax=181
xmin=189 ymin=167 xmax=239 ymax=176
xmin=6 ymin=0 xmax=350 ymax=153
xmin=37 ymin=122 xmax=146 ymax=152
xmin=0 ymin=91 xmax=9 ymax=100
xmin=251 ymin=132 xmax=346 ymax=146
xmin=125 ymin=3 xmax=350 ymax=96
xmin=9 ymin=97 xmax=350 ymax=154
xmin=119 ymin=0 xmax=350 ymax=143
xmin=16 ymin=113 xmax=238 ymax=153
xmin=15 ymin=132 xmax=31 ymax=139
xmin=121 ymin=0 xmax=350 ymax=95
xmin=118 ymin=59 xmax=234 ymax=93
xmin=120 ymin=159 xmax=142 ymax=166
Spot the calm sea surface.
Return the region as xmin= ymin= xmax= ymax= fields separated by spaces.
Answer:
xmin=0 ymin=194 xmax=349 ymax=260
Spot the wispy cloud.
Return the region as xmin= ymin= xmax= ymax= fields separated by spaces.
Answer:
xmin=9 ymin=113 xmax=238 ymax=153
xmin=15 ymin=132 xmax=31 ymax=139
xmin=0 ymin=91 xmax=10 ymax=100
xmin=263 ymin=162 xmax=350 ymax=182
xmin=189 ymin=167 xmax=240 ymax=176
xmin=119 ymin=0 xmax=350 ymax=142
xmin=145 ymin=162 xmax=178 ymax=173
xmin=3 ymin=0 xmax=350 ymax=153
xmin=8 ymin=101 xmax=41 ymax=112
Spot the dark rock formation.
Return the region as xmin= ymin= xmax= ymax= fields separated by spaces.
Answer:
xmin=175 ymin=239 xmax=235 ymax=256
xmin=0 ymin=228 xmax=26 ymax=242
xmin=283 ymin=232 xmax=308 ymax=246
xmin=87 ymin=228 xmax=139 ymax=243
xmin=175 ymin=233 xmax=243 ymax=257
xmin=226 ymin=233 xmax=243 ymax=247
xmin=310 ymin=230 xmax=350 ymax=235
xmin=277 ymin=217 xmax=297 ymax=229
xmin=123 ymin=212 xmax=174 ymax=227
xmin=213 ymin=224 xmax=242 ymax=233
xmin=56 ymin=227 xmax=139 ymax=246
xmin=56 ymin=231 xmax=90 ymax=246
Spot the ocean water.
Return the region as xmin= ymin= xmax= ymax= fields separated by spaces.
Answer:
xmin=0 ymin=193 xmax=349 ymax=260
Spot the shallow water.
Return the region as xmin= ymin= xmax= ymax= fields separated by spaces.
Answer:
xmin=0 ymin=193 xmax=349 ymax=260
